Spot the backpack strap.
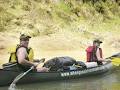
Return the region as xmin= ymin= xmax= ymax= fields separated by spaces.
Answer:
xmin=90 ymin=46 xmax=98 ymax=62
xmin=9 ymin=53 xmax=15 ymax=62
xmin=9 ymin=53 xmax=12 ymax=62
xmin=27 ymin=47 xmax=31 ymax=54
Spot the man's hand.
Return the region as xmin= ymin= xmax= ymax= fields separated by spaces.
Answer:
xmin=40 ymin=58 xmax=45 ymax=63
xmin=105 ymin=58 xmax=111 ymax=61
xmin=33 ymin=62 xmax=39 ymax=67
xmin=101 ymin=58 xmax=111 ymax=62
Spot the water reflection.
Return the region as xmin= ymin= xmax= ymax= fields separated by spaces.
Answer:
xmin=0 ymin=68 xmax=119 ymax=90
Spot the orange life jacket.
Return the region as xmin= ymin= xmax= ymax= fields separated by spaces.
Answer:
xmin=86 ymin=46 xmax=103 ymax=62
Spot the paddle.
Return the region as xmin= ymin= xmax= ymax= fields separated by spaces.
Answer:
xmin=9 ymin=58 xmax=45 ymax=89
xmin=105 ymin=52 xmax=120 ymax=66
xmin=105 ymin=52 xmax=120 ymax=59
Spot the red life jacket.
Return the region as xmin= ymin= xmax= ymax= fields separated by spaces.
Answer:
xmin=86 ymin=46 xmax=103 ymax=62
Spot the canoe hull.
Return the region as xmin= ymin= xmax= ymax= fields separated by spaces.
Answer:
xmin=0 ymin=61 xmax=112 ymax=86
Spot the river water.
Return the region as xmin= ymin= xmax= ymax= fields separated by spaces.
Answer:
xmin=0 ymin=67 xmax=119 ymax=90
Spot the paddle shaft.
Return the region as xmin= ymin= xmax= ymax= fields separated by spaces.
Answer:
xmin=10 ymin=58 xmax=45 ymax=85
xmin=12 ymin=66 xmax=34 ymax=84
xmin=104 ymin=53 xmax=120 ymax=66
xmin=105 ymin=52 xmax=120 ymax=59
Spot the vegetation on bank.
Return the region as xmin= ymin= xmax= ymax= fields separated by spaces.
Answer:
xmin=0 ymin=0 xmax=119 ymax=31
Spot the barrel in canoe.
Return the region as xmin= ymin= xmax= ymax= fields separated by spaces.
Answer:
xmin=0 ymin=61 xmax=112 ymax=86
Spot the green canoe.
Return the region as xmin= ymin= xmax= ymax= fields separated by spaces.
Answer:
xmin=0 ymin=61 xmax=112 ymax=86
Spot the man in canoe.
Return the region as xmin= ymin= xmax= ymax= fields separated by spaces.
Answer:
xmin=86 ymin=39 xmax=104 ymax=65
xmin=7 ymin=34 xmax=48 ymax=72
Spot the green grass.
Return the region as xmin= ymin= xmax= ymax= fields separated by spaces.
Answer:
xmin=0 ymin=0 xmax=120 ymax=36
xmin=56 ymin=1 xmax=71 ymax=13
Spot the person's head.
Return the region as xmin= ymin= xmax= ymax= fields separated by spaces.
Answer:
xmin=93 ymin=39 xmax=102 ymax=47
xmin=19 ymin=34 xmax=31 ymax=47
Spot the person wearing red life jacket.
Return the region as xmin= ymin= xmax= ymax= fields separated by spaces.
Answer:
xmin=86 ymin=39 xmax=104 ymax=65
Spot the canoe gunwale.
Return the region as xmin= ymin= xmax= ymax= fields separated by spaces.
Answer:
xmin=0 ymin=61 xmax=112 ymax=73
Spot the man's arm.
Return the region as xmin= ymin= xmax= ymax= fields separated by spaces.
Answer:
xmin=96 ymin=48 xmax=104 ymax=61
xmin=17 ymin=47 xmax=36 ymax=67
